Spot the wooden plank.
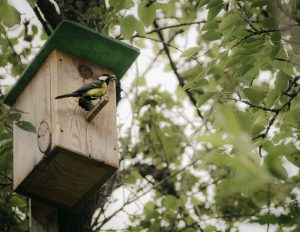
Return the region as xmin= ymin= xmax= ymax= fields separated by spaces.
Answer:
xmin=17 ymin=145 xmax=116 ymax=211
xmin=13 ymin=54 xmax=51 ymax=190
xmin=86 ymin=95 xmax=109 ymax=122
xmin=30 ymin=199 xmax=58 ymax=232
xmin=52 ymin=49 xmax=90 ymax=154
xmin=51 ymin=50 xmax=118 ymax=168
xmin=87 ymin=79 xmax=119 ymax=168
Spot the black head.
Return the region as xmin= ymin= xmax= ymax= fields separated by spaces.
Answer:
xmin=97 ymin=74 xmax=116 ymax=83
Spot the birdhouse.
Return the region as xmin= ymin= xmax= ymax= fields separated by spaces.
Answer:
xmin=4 ymin=20 xmax=139 ymax=211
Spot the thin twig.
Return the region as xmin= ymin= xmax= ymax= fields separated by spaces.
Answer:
xmin=276 ymin=0 xmax=300 ymax=24
xmin=228 ymin=97 xmax=279 ymax=113
xmin=33 ymin=6 xmax=52 ymax=36
xmin=253 ymin=87 xmax=300 ymax=140
xmin=236 ymin=0 xmax=258 ymax=32
xmin=94 ymin=157 xmax=201 ymax=230
xmin=233 ymin=24 xmax=298 ymax=48
xmin=153 ymin=20 xmax=204 ymax=119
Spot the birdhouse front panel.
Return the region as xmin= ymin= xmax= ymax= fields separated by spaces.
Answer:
xmin=51 ymin=49 xmax=119 ymax=168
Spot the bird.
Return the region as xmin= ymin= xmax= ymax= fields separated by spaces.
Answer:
xmin=55 ymin=73 xmax=115 ymax=100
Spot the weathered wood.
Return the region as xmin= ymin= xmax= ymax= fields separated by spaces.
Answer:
xmin=52 ymin=49 xmax=119 ymax=167
xmin=13 ymin=54 xmax=51 ymax=190
xmin=30 ymin=199 xmax=58 ymax=232
xmin=37 ymin=121 xmax=51 ymax=154
xmin=18 ymin=145 xmax=116 ymax=210
xmin=87 ymin=78 xmax=118 ymax=167
xmin=13 ymin=49 xmax=119 ymax=210
xmin=86 ymin=95 xmax=109 ymax=122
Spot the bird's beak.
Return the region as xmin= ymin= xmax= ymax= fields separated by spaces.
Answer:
xmin=110 ymin=74 xmax=117 ymax=81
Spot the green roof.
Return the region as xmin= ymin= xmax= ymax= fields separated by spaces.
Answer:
xmin=4 ymin=20 xmax=139 ymax=105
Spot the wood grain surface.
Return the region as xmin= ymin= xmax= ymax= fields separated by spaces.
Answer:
xmin=13 ymin=49 xmax=119 ymax=209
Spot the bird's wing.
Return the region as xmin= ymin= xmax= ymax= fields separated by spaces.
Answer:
xmin=73 ymin=81 xmax=104 ymax=93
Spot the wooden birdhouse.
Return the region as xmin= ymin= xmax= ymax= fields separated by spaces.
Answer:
xmin=4 ymin=20 xmax=139 ymax=211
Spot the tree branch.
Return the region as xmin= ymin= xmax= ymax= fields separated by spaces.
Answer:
xmin=33 ymin=6 xmax=52 ymax=36
xmin=233 ymin=24 xmax=298 ymax=47
xmin=36 ymin=0 xmax=62 ymax=30
xmin=276 ymin=0 xmax=300 ymax=24
xmin=153 ymin=20 xmax=203 ymax=119
xmin=228 ymin=97 xmax=279 ymax=113
xmin=253 ymin=87 xmax=300 ymax=140
xmin=94 ymin=157 xmax=201 ymax=230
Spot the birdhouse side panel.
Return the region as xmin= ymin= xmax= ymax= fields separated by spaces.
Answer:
xmin=13 ymin=56 xmax=51 ymax=190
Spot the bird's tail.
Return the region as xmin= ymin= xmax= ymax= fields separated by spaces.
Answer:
xmin=55 ymin=93 xmax=80 ymax=99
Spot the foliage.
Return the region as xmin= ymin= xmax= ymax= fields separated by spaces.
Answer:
xmin=0 ymin=0 xmax=300 ymax=231
xmin=0 ymin=100 xmax=35 ymax=232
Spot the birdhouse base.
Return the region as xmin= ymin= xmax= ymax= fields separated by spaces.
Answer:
xmin=15 ymin=145 xmax=117 ymax=211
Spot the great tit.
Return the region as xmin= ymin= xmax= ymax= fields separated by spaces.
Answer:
xmin=55 ymin=73 xmax=115 ymax=100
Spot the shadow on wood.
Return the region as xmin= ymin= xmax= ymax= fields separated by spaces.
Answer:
xmin=86 ymin=96 xmax=109 ymax=122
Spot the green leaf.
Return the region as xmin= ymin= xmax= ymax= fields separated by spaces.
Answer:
xmin=16 ymin=121 xmax=36 ymax=133
xmin=5 ymin=112 xmax=21 ymax=122
xmin=196 ymin=92 xmax=216 ymax=107
xmin=214 ymin=104 xmax=241 ymax=134
xmin=11 ymin=195 xmax=27 ymax=208
xmin=207 ymin=0 xmax=222 ymax=8
xmin=253 ymin=191 xmax=269 ymax=206
xmin=120 ymin=15 xmax=145 ymax=39
xmin=202 ymin=30 xmax=220 ymax=41
xmin=124 ymin=170 xmax=141 ymax=184
xmin=271 ymin=32 xmax=282 ymax=45
xmin=40 ymin=32 xmax=48 ymax=40
xmin=31 ymin=25 xmax=38 ymax=35
xmin=202 ymin=21 xmax=218 ymax=31
xmin=262 ymin=17 xmax=277 ymax=29
xmin=109 ymin=0 xmax=134 ymax=10
xmin=204 ymin=226 xmax=217 ymax=232
xmin=207 ymin=3 xmax=224 ymax=20
xmin=265 ymin=89 xmax=279 ymax=108
xmin=243 ymin=87 xmax=266 ymax=105
xmin=180 ymin=47 xmax=201 ymax=58
xmin=135 ymin=20 xmax=145 ymax=36
xmin=144 ymin=201 xmax=156 ymax=217
xmin=197 ymin=0 xmax=209 ymax=8
xmin=236 ymin=110 xmax=252 ymax=133
xmin=219 ymin=14 xmax=241 ymax=32
xmin=272 ymin=48 xmax=294 ymax=75
xmin=164 ymin=195 xmax=180 ymax=210
xmin=251 ymin=0 xmax=269 ymax=8
xmin=197 ymin=133 xmax=227 ymax=146
xmin=264 ymin=153 xmax=288 ymax=180
xmin=275 ymin=71 xmax=289 ymax=92
xmin=191 ymin=196 xmax=203 ymax=205
xmin=283 ymin=143 xmax=300 ymax=168
xmin=184 ymin=79 xmax=208 ymax=90
xmin=252 ymin=214 xmax=278 ymax=224
xmin=138 ymin=3 xmax=156 ymax=27
xmin=0 ymin=1 xmax=21 ymax=27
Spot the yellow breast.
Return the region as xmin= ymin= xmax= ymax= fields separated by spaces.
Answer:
xmin=86 ymin=83 xmax=107 ymax=97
